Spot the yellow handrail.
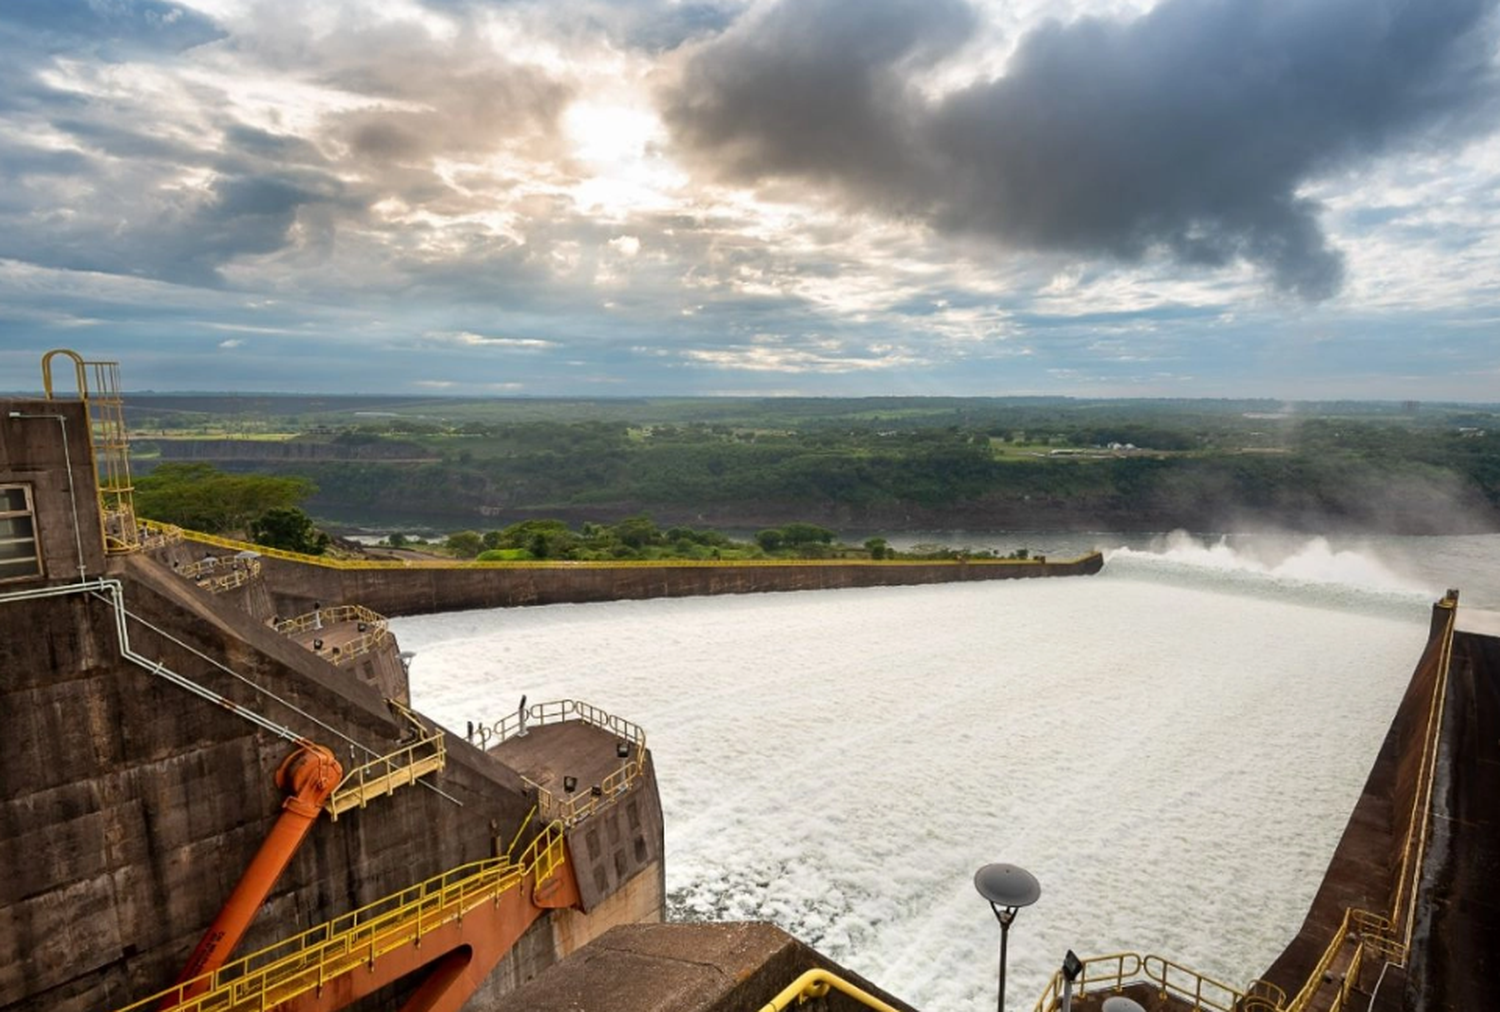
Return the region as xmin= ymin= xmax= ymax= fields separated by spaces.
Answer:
xmin=1031 ymin=953 xmax=1244 ymax=1012
xmin=327 ymin=729 xmax=447 ymax=820
xmin=179 ymin=557 xmax=262 ymax=593
xmin=757 ymin=969 xmax=904 ymax=1012
xmin=474 ymin=699 xmax=650 ymax=827
xmin=111 ymin=821 xmax=568 ymax=1012
xmin=273 ymin=604 xmax=390 ymax=666
xmin=1281 ymin=596 xmax=1457 ymax=1012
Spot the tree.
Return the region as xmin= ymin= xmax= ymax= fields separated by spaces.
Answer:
xmin=779 ymin=522 xmax=835 ymax=545
xmin=611 ymin=515 xmax=661 ymax=549
xmin=755 ymin=528 xmax=784 ymax=552
xmin=135 ymin=463 xmax=315 ymax=533
xmin=445 ymin=530 xmax=484 ymax=558
xmin=864 ymin=537 xmax=889 ymax=560
xmin=249 ymin=507 xmax=330 ymax=555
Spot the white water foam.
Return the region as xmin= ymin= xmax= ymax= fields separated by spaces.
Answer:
xmin=395 ymin=561 xmax=1429 ymax=1010
xmin=1105 ymin=531 xmax=1435 ymax=601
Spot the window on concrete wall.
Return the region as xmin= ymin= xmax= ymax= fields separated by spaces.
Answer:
xmin=0 ymin=484 xmax=43 ymax=582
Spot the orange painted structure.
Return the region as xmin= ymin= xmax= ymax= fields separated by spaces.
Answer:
xmin=164 ymin=745 xmax=344 ymax=1006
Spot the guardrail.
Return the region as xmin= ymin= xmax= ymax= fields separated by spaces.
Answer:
xmin=273 ymin=604 xmax=389 ymax=666
xmin=112 ymin=821 xmax=568 ymax=1012
xmin=1039 ymin=594 xmax=1459 ymax=1012
xmin=179 ymin=557 xmax=262 ymax=593
xmin=1279 ymin=595 xmax=1456 ymax=1012
xmin=327 ymin=728 xmax=447 ymax=820
xmin=139 ymin=520 xmax=184 ymax=551
xmin=469 ymin=699 xmax=648 ymax=827
xmin=757 ymin=969 xmax=904 ymax=1012
xmin=1031 ymin=953 xmax=1245 ymax=1012
xmin=161 ymin=523 xmax=1099 ymax=572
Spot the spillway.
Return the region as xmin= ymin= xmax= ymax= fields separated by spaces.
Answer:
xmin=395 ymin=542 xmax=1437 ymax=1010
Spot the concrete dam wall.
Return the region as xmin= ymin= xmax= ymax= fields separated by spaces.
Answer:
xmin=249 ymin=552 xmax=1105 ymax=620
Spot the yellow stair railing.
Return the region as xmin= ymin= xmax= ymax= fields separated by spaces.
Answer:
xmin=327 ymin=705 xmax=447 ymax=821
xmin=112 ymin=821 xmax=567 ymax=1012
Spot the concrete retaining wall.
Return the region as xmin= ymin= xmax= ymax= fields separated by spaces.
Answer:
xmin=253 ymin=553 xmax=1105 ymax=621
xmin=1258 ymin=598 xmax=1456 ymax=1000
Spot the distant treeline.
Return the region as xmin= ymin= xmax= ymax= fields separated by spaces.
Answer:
xmin=129 ymin=403 xmax=1500 ymax=535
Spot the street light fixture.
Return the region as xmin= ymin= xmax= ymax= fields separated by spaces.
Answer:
xmin=974 ymin=863 xmax=1041 ymax=1012
xmin=1061 ymin=949 xmax=1084 ymax=1012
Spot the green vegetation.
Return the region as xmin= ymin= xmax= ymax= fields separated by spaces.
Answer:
xmin=126 ymin=396 xmax=1500 ymax=535
xmin=405 ymin=517 xmax=1000 ymax=562
xmin=134 ymin=463 xmax=317 ymax=533
xmin=249 ymin=506 xmax=331 ymax=555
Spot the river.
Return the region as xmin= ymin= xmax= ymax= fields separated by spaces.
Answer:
xmin=392 ymin=532 xmax=1500 ymax=1009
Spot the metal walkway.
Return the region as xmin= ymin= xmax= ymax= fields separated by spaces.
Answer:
xmin=115 ymin=821 xmax=576 ymax=1012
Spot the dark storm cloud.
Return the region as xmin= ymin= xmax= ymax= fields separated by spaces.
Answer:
xmin=663 ymin=0 xmax=1500 ymax=299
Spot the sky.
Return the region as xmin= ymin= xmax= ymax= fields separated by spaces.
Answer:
xmin=1 ymin=0 xmax=1498 ymax=399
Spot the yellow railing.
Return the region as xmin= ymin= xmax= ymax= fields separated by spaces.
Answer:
xmin=273 ymin=604 xmax=390 ymax=666
xmin=1144 ymin=956 xmax=1244 ymax=1012
xmin=180 ymin=557 xmax=262 ymax=593
xmin=140 ymin=521 xmax=184 ymax=551
xmin=757 ymin=969 xmax=904 ymax=1012
xmin=1032 ymin=953 xmax=1141 ymax=1012
xmin=327 ymin=727 xmax=447 ymax=820
xmin=1031 ymin=953 xmax=1245 ymax=1012
xmin=472 ymin=699 xmax=648 ymax=827
xmin=1046 ymin=595 xmax=1459 ymax=1012
xmin=112 ymin=821 xmax=568 ymax=1012
xmin=162 ymin=524 xmax=1100 ymax=572
xmin=1280 ymin=595 xmax=1457 ymax=1012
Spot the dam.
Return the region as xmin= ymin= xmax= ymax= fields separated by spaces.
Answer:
xmin=1 ymin=352 xmax=1495 ymax=1012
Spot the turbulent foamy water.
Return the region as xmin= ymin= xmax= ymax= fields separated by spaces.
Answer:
xmin=394 ymin=537 xmax=1436 ymax=1010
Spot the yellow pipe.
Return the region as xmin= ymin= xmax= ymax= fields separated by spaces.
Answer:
xmin=756 ymin=969 xmax=904 ymax=1012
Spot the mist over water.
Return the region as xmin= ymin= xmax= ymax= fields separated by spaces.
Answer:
xmin=395 ymin=536 xmax=1451 ymax=1010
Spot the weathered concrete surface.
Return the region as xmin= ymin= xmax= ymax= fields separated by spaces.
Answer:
xmin=490 ymin=922 xmax=918 ymax=1012
xmin=1404 ymin=629 xmax=1500 ymax=1011
xmin=252 ymin=552 xmax=1105 ymax=620
xmin=0 ymin=552 xmax=570 ymax=1012
xmin=489 ymin=723 xmax=665 ymax=917
xmin=0 ymin=399 xmax=106 ymax=584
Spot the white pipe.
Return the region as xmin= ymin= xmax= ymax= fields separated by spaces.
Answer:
xmin=0 ymin=579 xmax=303 ymax=743
xmin=0 ymin=577 xmax=463 ymax=808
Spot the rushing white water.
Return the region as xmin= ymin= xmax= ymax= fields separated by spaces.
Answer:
xmin=395 ymin=536 xmax=1436 ymax=1010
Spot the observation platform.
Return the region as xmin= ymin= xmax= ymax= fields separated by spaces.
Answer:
xmin=489 ymin=720 xmax=630 ymax=801
xmin=273 ymin=604 xmax=390 ymax=666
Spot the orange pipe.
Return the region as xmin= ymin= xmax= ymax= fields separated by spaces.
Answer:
xmin=162 ymin=744 xmax=342 ymax=1008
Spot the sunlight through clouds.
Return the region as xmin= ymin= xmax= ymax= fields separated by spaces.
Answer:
xmin=0 ymin=0 xmax=1496 ymax=395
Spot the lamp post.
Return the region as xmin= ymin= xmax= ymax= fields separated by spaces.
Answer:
xmin=974 ymin=863 xmax=1041 ymax=1012
xmin=1061 ymin=949 xmax=1084 ymax=1012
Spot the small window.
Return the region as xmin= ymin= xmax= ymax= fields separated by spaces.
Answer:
xmin=0 ymin=484 xmax=43 ymax=582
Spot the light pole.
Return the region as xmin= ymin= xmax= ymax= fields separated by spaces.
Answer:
xmin=974 ymin=863 xmax=1041 ymax=1012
